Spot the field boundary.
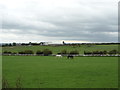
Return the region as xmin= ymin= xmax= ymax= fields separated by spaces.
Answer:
xmin=1 ymin=53 xmax=120 ymax=57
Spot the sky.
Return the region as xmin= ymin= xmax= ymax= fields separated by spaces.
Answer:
xmin=0 ymin=0 xmax=119 ymax=43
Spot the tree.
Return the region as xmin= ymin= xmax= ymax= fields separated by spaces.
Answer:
xmin=3 ymin=51 xmax=12 ymax=54
xmin=43 ymin=49 xmax=52 ymax=56
xmin=69 ymin=50 xmax=79 ymax=55
xmin=108 ymin=50 xmax=118 ymax=55
xmin=8 ymin=43 xmax=12 ymax=46
xmin=103 ymin=50 xmax=107 ymax=54
xmin=24 ymin=50 xmax=34 ymax=54
xmin=63 ymin=41 xmax=65 ymax=45
xmin=18 ymin=50 xmax=34 ymax=54
xmin=18 ymin=51 xmax=25 ymax=54
xmin=36 ymin=50 xmax=43 ymax=55
xmin=61 ymin=49 xmax=67 ymax=54
xmin=13 ymin=42 xmax=16 ymax=46
xmin=84 ymin=51 xmax=92 ymax=55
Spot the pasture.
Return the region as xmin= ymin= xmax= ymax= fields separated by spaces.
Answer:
xmin=1 ymin=44 xmax=118 ymax=54
xmin=2 ymin=56 xmax=118 ymax=88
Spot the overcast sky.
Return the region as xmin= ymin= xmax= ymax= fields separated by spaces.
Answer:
xmin=0 ymin=0 xmax=119 ymax=43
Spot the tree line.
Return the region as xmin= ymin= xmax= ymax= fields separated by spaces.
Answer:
xmin=2 ymin=49 xmax=79 ymax=56
xmin=84 ymin=50 xmax=119 ymax=55
xmin=2 ymin=49 xmax=120 ymax=56
xmin=1 ymin=42 xmax=120 ymax=47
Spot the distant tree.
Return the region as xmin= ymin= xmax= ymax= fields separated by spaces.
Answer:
xmin=13 ymin=42 xmax=16 ymax=46
xmin=92 ymin=51 xmax=99 ymax=54
xmin=36 ymin=50 xmax=43 ymax=55
xmin=18 ymin=50 xmax=34 ymax=54
xmin=69 ymin=50 xmax=79 ymax=55
xmin=24 ymin=50 xmax=34 ymax=54
xmin=18 ymin=51 xmax=25 ymax=54
xmin=4 ymin=44 xmax=9 ymax=47
xmin=8 ymin=43 xmax=12 ymax=46
xmin=84 ymin=51 xmax=92 ymax=55
xmin=43 ymin=49 xmax=52 ymax=56
xmin=108 ymin=50 xmax=118 ymax=55
xmin=12 ymin=52 xmax=17 ymax=54
xmin=61 ymin=49 xmax=68 ymax=54
xmin=29 ymin=42 xmax=32 ymax=46
xmin=57 ymin=53 xmax=61 ymax=55
xmin=3 ymin=51 xmax=12 ymax=54
xmin=103 ymin=50 xmax=107 ymax=54
xmin=63 ymin=41 xmax=65 ymax=45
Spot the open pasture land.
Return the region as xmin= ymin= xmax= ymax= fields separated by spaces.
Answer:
xmin=3 ymin=56 xmax=118 ymax=88
xmin=1 ymin=44 xmax=118 ymax=54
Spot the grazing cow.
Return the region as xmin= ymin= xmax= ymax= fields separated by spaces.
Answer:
xmin=67 ymin=55 xmax=74 ymax=59
xmin=56 ymin=55 xmax=62 ymax=58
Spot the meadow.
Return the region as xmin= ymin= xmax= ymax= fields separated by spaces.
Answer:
xmin=1 ymin=44 xmax=118 ymax=54
xmin=2 ymin=56 xmax=118 ymax=88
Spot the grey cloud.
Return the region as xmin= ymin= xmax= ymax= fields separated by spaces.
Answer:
xmin=1 ymin=0 xmax=118 ymax=43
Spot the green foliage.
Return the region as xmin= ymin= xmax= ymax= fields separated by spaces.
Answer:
xmin=69 ymin=50 xmax=79 ymax=55
xmin=18 ymin=50 xmax=34 ymax=54
xmin=3 ymin=51 xmax=12 ymax=54
xmin=84 ymin=50 xmax=119 ymax=55
xmin=108 ymin=50 xmax=118 ymax=55
xmin=1 ymin=44 xmax=119 ymax=54
xmin=42 ymin=49 xmax=52 ymax=56
xmin=36 ymin=50 xmax=43 ymax=55
xmin=13 ymin=42 xmax=16 ymax=46
xmin=61 ymin=49 xmax=68 ymax=54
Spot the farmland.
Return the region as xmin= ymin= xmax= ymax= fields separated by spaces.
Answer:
xmin=2 ymin=56 xmax=118 ymax=88
xmin=1 ymin=44 xmax=118 ymax=54
xmin=2 ymin=44 xmax=119 ymax=88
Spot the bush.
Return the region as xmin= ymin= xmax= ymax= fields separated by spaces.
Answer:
xmin=108 ymin=50 xmax=118 ymax=55
xmin=84 ymin=51 xmax=93 ymax=55
xmin=84 ymin=50 xmax=108 ymax=55
xmin=18 ymin=51 xmax=25 ymax=54
xmin=43 ymin=49 xmax=52 ymax=56
xmin=103 ymin=50 xmax=107 ymax=54
xmin=69 ymin=50 xmax=79 ymax=55
xmin=61 ymin=50 xmax=68 ymax=54
xmin=92 ymin=51 xmax=104 ymax=55
xmin=12 ymin=52 xmax=17 ymax=54
xmin=18 ymin=50 xmax=34 ymax=54
xmin=3 ymin=51 xmax=12 ymax=54
xmin=57 ymin=53 xmax=61 ymax=55
xmin=36 ymin=50 xmax=43 ymax=55
xmin=24 ymin=50 xmax=34 ymax=54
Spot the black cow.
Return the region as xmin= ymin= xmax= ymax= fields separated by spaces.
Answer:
xmin=67 ymin=55 xmax=74 ymax=59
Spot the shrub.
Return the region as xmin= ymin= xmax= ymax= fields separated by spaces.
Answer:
xmin=3 ymin=51 xmax=12 ymax=54
xmin=18 ymin=50 xmax=34 ymax=54
xmin=18 ymin=51 xmax=25 ymax=54
xmin=24 ymin=50 xmax=34 ymax=54
xmin=43 ymin=49 xmax=52 ymax=56
xmin=61 ymin=50 xmax=68 ymax=54
xmin=69 ymin=50 xmax=79 ymax=55
xmin=57 ymin=53 xmax=61 ymax=55
xmin=103 ymin=50 xmax=107 ymax=54
xmin=12 ymin=52 xmax=17 ymax=54
xmin=84 ymin=51 xmax=92 ymax=55
xmin=108 ymin=50 xmax=118 ymax=55
xmin=36 ymin=50 xmax=43 ymax=55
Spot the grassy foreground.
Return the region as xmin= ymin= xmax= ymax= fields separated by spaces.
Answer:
xmin=3 ymin=56 xmax=118 ymax=88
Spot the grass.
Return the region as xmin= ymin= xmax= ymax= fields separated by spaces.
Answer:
xmin=2 ymin=56 xmax=118 ymax=88
xmin=1 ymin=44 xmax=118 ymax=54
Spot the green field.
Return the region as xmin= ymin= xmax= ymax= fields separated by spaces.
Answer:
xmin=1 ymin=44 xmax=118 ymax=54
xmin=3 ymin=56 xmax=118 ymax=88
